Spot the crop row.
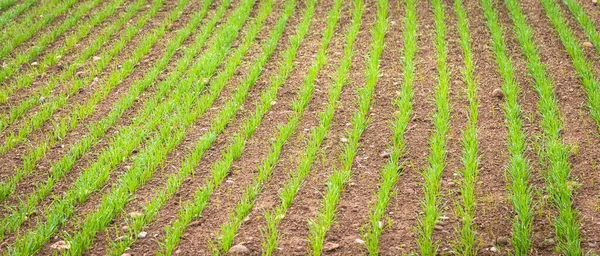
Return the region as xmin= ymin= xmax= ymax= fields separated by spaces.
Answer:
xmin=0 ymin=0 xmax=35 ymax=27
xmin=0 ymin=0 xmax=82 ymax=60
xmin=481 ymin=0 xmax=534 ymax=253
xmin=209 ymin=0 xmax=327 ymax=254
xmin=4 ymin=0 xmax=261 ymax=253
xmin=543 ymin=1 xmax=600 ymax=133
xmin=0 ymin=0 xmax=132 ymax=112
xmin=256 ymin=0 xmax=344 ymax=255
xmin=306 ymin=0 xmax=387 ymax=255
xmin=60 ymin=0 xmax=279 ymax=253
xmin=0 ymin=0 xmax=172 ymax=201
xmin=363 ymin=0 xmax=415 ymax=253
xmin=0 ymin=0 xmax=208 ymax=242
xmin=417 ymin=0 xmax=451 ymax=254
xmin=0 ymin=0 xmax=176 ymax=158
xmin=0 ymin=0 xmax=110 ymax=87
xmin=452 ymin=0 xmax=480 ymax=254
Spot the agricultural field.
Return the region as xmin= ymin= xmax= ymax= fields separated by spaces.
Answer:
xmin=1 ymin=0 xmax=600 ymax=254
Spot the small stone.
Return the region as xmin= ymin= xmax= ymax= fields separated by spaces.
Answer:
xmin=354 ymin=238 xmax=365 ymax=245
xmin=228 ymin=244 xmax=249 ymax=254
xmin=93 ymin=56 xmax=101 ymax=61
xmin=128 ymin=212 xmax=143 ymax=218
xmin=492 ymin=88 xmax=504 ymax=99
xmin=50 ymin=240 xmax=71 ymax=250
xmin=31 ymin=62 xmax=38 ymax=66
xmin=121 ymin=253 xmax=132 ymax=256
xmin=138 ymin=231 xmax=148 ymax=239
xmin=226 ymin=179 xmax=233 ymax=183
xmin=378 ymin=221 xmax=384 ymax=228
xmin=175 ymin=249 xmax=182 ymax=254
xmin=324 ymin=242 xmax=340 ymax=252
xmin=583 ymin=41 xmax=594 ymax=48
xmin=75 ymin=71 xmax=85 ymax=78
xmin=380 ymin=151 xmax=390 ymax=158
xmin=340 ymin=137 xmax=348 ymax=143
xmin=490 ymin=246 xmax=498 ymax=253
xmin=243 ymin=216 xmax=251 ymax=223
xmin=593 ymin=0 xmax=598 ymax=4
xmin=121 ymin=226 xmax=129 ymax=231
xmin=589 ymin=242 xmax=597 ymax=247
xmin=434 ymin=225 xmax=443 ymax=231
xmin=496 ymin=237 xmax=510 ymax=245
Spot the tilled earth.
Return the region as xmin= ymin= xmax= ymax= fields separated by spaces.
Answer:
xmin=0 ymin=0 xmax=599 ymax=255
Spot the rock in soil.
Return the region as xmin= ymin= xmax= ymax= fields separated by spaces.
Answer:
xmin=50 ymin=240 xmax=71 ymax=250
xmin=380 ymin=151 xmax=390 ymax=158
xmin=583 ymin=41 xmax=594 ymax=48
xmin=229 ymin=244 xmax=249 ymax=254
xmin=138 ymin=231 xmax=147 ymax=239
xmin=324 ymin=242 xmax=341 ymax=252
xmin=128 ymin=211 xmax=143 ymax=218
xmin=496 ymin=237 xmax=509 ymax=245
xmin=492 ymin=88 xmax=504 ymax=99
xmin=354 ymin=238 xmax=365 ymax=245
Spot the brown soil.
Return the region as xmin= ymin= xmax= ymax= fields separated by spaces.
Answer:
xmin=2 ymin=0 xmax=600 ymax=254
xmin=0 ymin=0 xmax=183 ymax=198
xmin=0 ymin=0 xmax=133 ymax=108
xmin=520 ymin=0 xmax=600 ymax=253
xmin=0 ymin=0 xmax=199 ymax=246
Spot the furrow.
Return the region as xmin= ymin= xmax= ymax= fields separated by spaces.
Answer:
xmin=211 ymin=0 xmax=361 ymax=254
xmin=0 ymin=0 xmax=115 ymax=86
xmin=0 ymin=0 xmax=212 ymax=242
xmin=147 ymin=0 xmax=317 ymax=254
xmin=57 ymin=0 xmax=275 ymax=254
xmin=4 ymin=0 xmax=257 ymax=252
xmin=0 ymin=0 xmax=36 ymax=27
xmin=363 ymin=0 xmax=415 ymax=253
xmin=451 ymin=0 xmax=480 ymax=254
xmin=416 ymin=0 xmax=452 ymax=254
xmin=0 ymin=0 xmax=133 ymax=113
xmin=505 ymin=0 xmax=582 ymax=253
xmin=539 ymin=0 xmax=600 ymax=137
xmin=0 ymin=0 xmax=84 ymax=61
xmin=0 ymin=0 xmax=162 ymax=200
xmin=242 ymin=0 xmax=347 ymax=254
xmin=0 ymin=0 xmax=188 ymax=201
xmin=481 ymin=0 xmax=535 ymax=253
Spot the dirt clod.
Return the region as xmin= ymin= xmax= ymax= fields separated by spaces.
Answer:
xmin=583 ymin=42 xmax=594 ymax=48
xmin=324 ymin=242 xmax=341 ymax=252
xmin=138 ymin=231 xmax=148 ymax=238
xmin=228 ymin=244 xmax=249 ymax=254
xmin=496 ymin=237 xmax=509 ymax=245
xmin=380 ymin=151 xmax=390 ymax=158
xmin=50 ymin=240 xmax=70 ymax=250
xmin=492 ymin=88 xmax=504 ymax=99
